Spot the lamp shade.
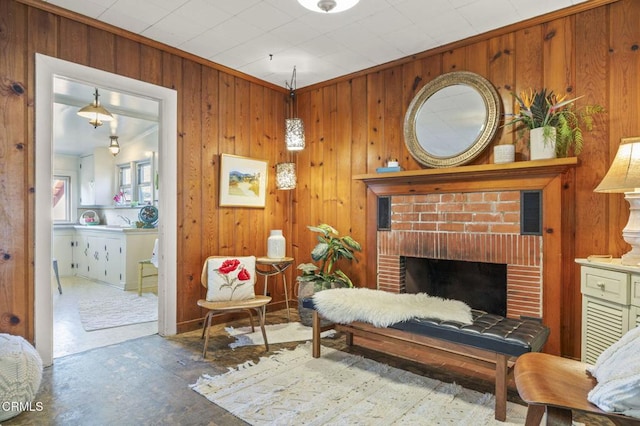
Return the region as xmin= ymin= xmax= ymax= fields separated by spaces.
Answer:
xmin=276 ymin=163 xmax=296 ymax=190
xmin=285 ymin=118 xmax=305 ymax=151
xmin=594 ymin=137 xmax=640 ymax=193
xmin=77 ymin=88 xmax=114 ymax=128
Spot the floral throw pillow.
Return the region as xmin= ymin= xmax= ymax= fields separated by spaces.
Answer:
xmin=206 ymin=256 xmax=256 ymax=301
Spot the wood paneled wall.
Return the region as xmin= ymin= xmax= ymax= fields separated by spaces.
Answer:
xmin=1 ymin=0 xmax=638 ymax=358
xmin=0 ymin=0 xmax=291 ymax=337
xmin=291 ymin=0 xmax=639 ymax=358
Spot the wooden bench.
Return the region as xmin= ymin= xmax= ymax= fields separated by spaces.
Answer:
xmin=304 ymin=298 xmax=549 ymax=422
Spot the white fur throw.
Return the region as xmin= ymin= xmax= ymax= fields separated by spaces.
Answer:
xmin=312 ymin=288 xmax=473 ymax=328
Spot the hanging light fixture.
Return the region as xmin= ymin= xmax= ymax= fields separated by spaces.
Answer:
xmin=276 ymin=163 xmax=297 ymax=190
xmin=297 ymin=0 xmax=359 ymax=13
xmin=108 ymin=135 xmax=120 ymax=157
xmin=77 ymin=88 xmax=114 ymax=128
xmin=285 ymin=66 xmax=305 ymax=151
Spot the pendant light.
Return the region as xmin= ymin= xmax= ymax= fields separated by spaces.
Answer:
xmin=77 ymin=88 xmax=114 ymax=128
xmin=298 ymin=0 xmax=359 ymax=13
xmin=108 ymin=135 xmax=120 ymax=157
xmin=276 ymin=162 xmax=297 ymax=190
xmin=285 ymin=67 xmax=305 ymax=151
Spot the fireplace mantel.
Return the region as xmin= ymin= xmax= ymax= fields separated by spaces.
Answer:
xmin=356 ymin=157 xmax=578 ymax=356
xmin=354 ymin=158 xmax=577 ymax=188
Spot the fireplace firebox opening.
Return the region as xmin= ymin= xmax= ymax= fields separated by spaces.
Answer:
xmin=404 ymin=257 xmax=507 ymax=317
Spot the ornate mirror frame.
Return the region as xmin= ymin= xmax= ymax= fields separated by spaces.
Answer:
xmin=404 ymin=71 xmax=501 ymax=168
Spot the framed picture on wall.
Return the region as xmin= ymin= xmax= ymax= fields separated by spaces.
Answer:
xmin=219 ymin=154 xmax=268 ymax=208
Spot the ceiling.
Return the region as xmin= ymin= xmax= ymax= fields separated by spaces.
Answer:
xmin=44 ymin=0 xmax=588 ymax=89
xmin=48 ymin=0 xmax=588 ymax=157
xmin=53 ymin=77 xmax=159 ymax=156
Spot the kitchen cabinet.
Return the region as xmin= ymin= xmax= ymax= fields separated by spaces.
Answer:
xmin=576 ymin=259 xmax=640 ymax=364
xmin=79 ymin=147 xmax=115 ymax=206
xmin=74 ymin=226 xmax=157 ymax=290
xmin=53 ymin=227 xmax=76 ymax=276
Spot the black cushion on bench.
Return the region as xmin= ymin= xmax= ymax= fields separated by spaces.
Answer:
xmin=389 ymin=310 xmax=549 ymax=357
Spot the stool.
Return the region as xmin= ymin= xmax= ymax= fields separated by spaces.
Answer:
xmin=255 ymin=257 xmax=294 ymax=321
xmin=0 ymin=334 xmax=43 ymax=422
xmin=52 ymin=258 xmax=62 ymax=295
xmin=138 ymin=259 xmax=158 ymax=296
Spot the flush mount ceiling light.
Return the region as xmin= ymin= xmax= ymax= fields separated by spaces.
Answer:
xmin=108 ymin=135 xmax=120 ymax=157
xmin=298 ymin=0 xmax=359 ymax=13
xmin=77 ymin=88 xmax=114 ymax=128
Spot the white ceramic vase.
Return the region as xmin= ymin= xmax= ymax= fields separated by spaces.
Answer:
xmin=530 ymin=126 xmax=556 ymax=160
xmin=267 ymin=230 xmax=286 ymax=258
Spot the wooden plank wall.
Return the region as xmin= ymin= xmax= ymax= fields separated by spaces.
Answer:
xmin=292 ymin=0 xmax=640 ymax=358
xmin=0 ymin=0 xmax=291 ymax=337
xmin=1 ymin=0 xmax=639 ymax=358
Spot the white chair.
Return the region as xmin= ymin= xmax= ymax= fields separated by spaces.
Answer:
xmin=197 ymin=256 xmax=271 ymax=358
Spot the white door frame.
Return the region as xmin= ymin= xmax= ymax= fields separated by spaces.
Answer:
xmin=35 ymin=54 xmax=178 ymax=366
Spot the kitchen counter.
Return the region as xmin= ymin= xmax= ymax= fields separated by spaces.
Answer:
xmin=74 ymin=225 xmax=158 ymax=234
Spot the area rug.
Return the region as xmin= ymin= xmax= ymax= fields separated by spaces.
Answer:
xmin=190 ymin=343 xmax=527 ymax=425
xmin=225 ymin=322 xmax=336 ymax=349
xmin=78 ymin=293 xmax=158 ymax=331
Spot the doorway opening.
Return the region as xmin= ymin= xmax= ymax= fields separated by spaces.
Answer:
xmin=36 ymin=54 xmax=178 ymax=366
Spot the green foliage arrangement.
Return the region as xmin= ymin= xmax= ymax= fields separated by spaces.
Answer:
xmin=296 ymin=223 xmax=362 ymax=291
xmin=504 ymin=88 xmax=604 ymax=157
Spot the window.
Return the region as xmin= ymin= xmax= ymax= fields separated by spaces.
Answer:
xmin=118 ymin=164 xmax=132 ymax=203
xmin=117 ymin=160 xmax=154 ymax=205
xmin=137 ymin=161 xmax=152 ymax=204
xmin=52 ymin=175 xmax=71 ymax=223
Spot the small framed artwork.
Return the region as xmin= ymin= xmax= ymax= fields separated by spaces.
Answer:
xmin=219 ymin=154 xmax=268 ymax=208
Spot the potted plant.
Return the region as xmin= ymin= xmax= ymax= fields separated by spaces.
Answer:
xmin=504 ymin=88 xmax=604 ymax=159
xmin=296 ymin=223 xmax=362 ymax=326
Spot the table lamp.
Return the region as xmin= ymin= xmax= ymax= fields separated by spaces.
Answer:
xmin=594 ymin=137 xmax=640 ymax=265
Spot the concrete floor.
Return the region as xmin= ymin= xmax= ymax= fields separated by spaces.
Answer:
xmin=6 ymin=286 xmax=613 ymax=426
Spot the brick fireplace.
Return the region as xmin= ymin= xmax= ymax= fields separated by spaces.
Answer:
xmin=355 ymin=159 xmax=577 ymax=355
xmin=377 ymin=191 xmax=542 ymax=319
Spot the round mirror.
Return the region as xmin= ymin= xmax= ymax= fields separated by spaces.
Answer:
xmin=404 ymin=71 xmax=501 ymax=168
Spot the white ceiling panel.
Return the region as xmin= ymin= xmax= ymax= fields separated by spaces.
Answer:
xmin=44 ymin=0 xmax=589 ymax=88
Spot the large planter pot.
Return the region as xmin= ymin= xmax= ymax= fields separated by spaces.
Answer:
xmin=530 ymin=126 xmax=556 ymax=160
xmin=297 ymin=281 xmax=347 ymax=327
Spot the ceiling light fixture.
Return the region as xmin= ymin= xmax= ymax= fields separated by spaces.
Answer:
xmin=297 ymin=0 xmax=359 ymax=13
xmin=285 ymin=66 xmax=305 ymax=151
xmin=77 ymin=88 xmax=114 ymax=128
xmin=108 ymin=135 xmax=120 ymax=157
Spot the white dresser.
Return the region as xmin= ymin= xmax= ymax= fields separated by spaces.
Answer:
xmin=576 ymin=258 xmax=640 ymax=364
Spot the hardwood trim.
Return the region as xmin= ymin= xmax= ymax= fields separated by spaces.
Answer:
xmin=299 ymin=0 xmax=621 ymax=93
xmin=353 ymin=157 xmax=578 ymax=186
xmin=15 ymin=0 xmax=288 ymax=93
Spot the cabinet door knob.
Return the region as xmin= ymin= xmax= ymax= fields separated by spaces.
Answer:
xmin=597 ymin=282 xmax=606 ymax=291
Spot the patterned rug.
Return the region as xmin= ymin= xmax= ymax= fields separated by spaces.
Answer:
xmin=78 ymin=293 xmax=158 ymax=331
xmin=191 ymin=343 xmax=528 ymax=425
xmin=225 ymin=322 xmax=336 ymax=348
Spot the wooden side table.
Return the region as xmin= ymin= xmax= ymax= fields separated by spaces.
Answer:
xmin=256 ymin=256 xmax=294 ymax=321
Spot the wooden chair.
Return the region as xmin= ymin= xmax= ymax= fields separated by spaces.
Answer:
xmin=514 ymin=352 xmax=640 ymax=426
xmin=197 ymin=256 xmax=271 ymax=358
